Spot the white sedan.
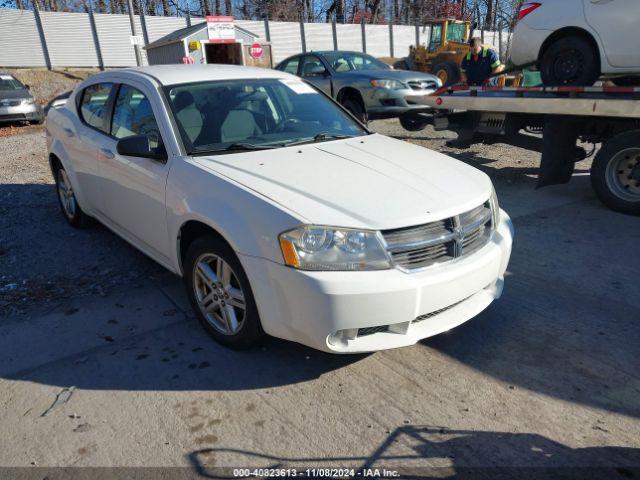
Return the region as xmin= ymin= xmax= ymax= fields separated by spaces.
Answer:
xmin=46 ymin=65 xmax=513 ymax=353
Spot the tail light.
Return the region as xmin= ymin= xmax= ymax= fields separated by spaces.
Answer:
xmin=517 ymin=2 xmax=542 ymax=21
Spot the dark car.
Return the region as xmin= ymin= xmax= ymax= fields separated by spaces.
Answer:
xmin=275 ymin=50 xmax=441 ymax=123
xmin=0 ymin=73 xmax=44 ymax=124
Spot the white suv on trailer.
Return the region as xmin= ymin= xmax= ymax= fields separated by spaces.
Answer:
xmin=46 ymin=65 xmax=513 ymax=353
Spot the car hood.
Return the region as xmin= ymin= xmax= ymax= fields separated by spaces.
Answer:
xmin=340 ymin=68 xmax=440 ymax=84
xmin=193 ymin=134 xmax=492 ymax=230
xmin=0 ymin=88 xmax=31 ymax=100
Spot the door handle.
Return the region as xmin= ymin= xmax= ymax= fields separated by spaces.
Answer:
xmin=99 ymin=148 xmax=115 ymax=159
xmin=63 ymin=127 xmax=74 ymax=137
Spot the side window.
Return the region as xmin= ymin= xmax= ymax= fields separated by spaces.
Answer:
xmin=111 ymin=85 xmax=161 ymax=149
xmin=79 ymin=83 xmax=113 ymax=132
xmin=299 ymin=55 xmax=326 ymax=77
xmin=280 ymin=58 xmax=300 ymax=75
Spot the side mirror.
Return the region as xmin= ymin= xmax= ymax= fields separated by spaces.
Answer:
xmin=116 ymin=134 xmax=167 ymax=161
xmin=24 ymin=84 xmax=30 ymax=90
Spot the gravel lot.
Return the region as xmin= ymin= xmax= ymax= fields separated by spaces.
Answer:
xmin=1 ymin=111 xmax=639 ymax=476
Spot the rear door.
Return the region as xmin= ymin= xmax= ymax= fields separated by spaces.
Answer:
xmin=96 ymin=81 xmax=172 ymax=261
xmin=67 ymin=82 xmax=115 ymax=213
xmin=299 ymin=55 xmax=333 ymax=96
xmin=583 ymin=0 xmax=640 ymax=68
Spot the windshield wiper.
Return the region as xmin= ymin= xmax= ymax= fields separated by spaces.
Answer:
xmin=282 ymin=133 xmax=355 ymax=147
xmin=192 ymin=142 xmax=279 ymax=155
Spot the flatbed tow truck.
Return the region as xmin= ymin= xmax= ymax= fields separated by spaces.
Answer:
xmin=405 ymin=85 xmax=640 ymax=215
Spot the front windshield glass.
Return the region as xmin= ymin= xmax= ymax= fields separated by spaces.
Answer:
xmin=446 ymin=23 xmax=466 ymax=43
xmin=165 ymin=78 xmax=367 ymax=155
xmin=322 ymin=52 xmax=390 ymax=72
xmin=0 ymin=75 xmax=24 ymax=91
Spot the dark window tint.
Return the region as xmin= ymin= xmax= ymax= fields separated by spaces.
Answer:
xmin=280 ymin=58 xmax=300 ymax=75
xmin=111 ymin=85 xmax=161 ymax=149
xmin=299 ymin=55 xmax=326 ymax=77
xmin=80 ymin=83 xmax=113 ymax=131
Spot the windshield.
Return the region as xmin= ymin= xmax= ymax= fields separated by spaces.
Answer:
xmin=165 ymin=78 xmax=367 ymax=155
xmin=0 ymin=75 xmax=25 ymax=91
xmin=446 ymin=23 xmax=466 ymax=43
xmin=321 ymin=52 xmax=391 ymax=72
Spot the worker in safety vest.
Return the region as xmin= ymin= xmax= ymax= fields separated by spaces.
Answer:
xmin=461 ymin=37 xmax=504 ymax=86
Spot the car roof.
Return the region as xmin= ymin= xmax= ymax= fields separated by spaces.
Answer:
xmin=98 ymin=64 xmax=294 ymax=86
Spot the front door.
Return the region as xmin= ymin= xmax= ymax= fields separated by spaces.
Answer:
xmin=97 ymin=82 xmax=171 ymax=261
xmin=583 ymin=0 xmax=640 ymax=68
xmin=299 ymin=55 xmax=333 ymax=96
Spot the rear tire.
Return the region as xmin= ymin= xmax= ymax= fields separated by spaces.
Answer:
xmin=590 ymin=131 xmax=640 ymax=216
xmin=432 ymin=61 xmax=460 ymax=86
xmin=184 ymin=235 xmax=265 ymax=349
xmin=540 ymin=35 xmax=600 ymax=86
xmin=54 ymin=164 xmax=92 ymax=228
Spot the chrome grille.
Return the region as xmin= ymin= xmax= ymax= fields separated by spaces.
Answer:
xmin=382 ymin=201 xmax=493 ymax=271
xmin=407 ymin=80 xmax=439 ymax=91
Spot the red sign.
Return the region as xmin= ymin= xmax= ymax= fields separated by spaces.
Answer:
xmin=249 ymin=42 xmax=263 ymax=59
xmin=205 ymin=15 xmax=234 ymax=22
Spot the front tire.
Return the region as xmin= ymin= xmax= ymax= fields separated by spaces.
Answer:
xmin=399 ymin=113 xmax=428 ymax=132
xmin=341 ymin=95 xmax=367 ymax=124
xmin=55 ymin=165 xmax=91 ymax=228
xmin=184 ymin=235 xmax=265 ymax=349
xmin=540 ymin=36 xmax=600 ymax=86
xmin=590 ymin=131 xmax=640 ymax=216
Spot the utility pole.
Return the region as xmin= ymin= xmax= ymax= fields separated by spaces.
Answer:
xmin=127 ymin=0 xmax=143 ymax=67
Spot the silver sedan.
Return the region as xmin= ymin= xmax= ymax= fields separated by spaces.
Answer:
xmin=275 ymin=51 xmax=441 ymax=123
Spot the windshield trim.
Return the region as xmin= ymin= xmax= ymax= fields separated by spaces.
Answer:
xmin=163 ymin=77 xmax=371 ymax=156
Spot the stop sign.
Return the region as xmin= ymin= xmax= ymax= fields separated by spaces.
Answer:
xmin=249 ymin=42 xmax=263 ymax=59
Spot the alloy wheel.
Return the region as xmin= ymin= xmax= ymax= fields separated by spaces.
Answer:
xmin=192 ymin=253 xmax=246 ymax=336
xmin=606 ymin=148 xmax=640 ymax=201
xmin=57 ymin=169 xmax=77 ymax=220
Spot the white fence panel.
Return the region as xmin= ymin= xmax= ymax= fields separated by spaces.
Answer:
xmin=41 ymin=11 xmax=98 ymax=67
xmin=235 ymin=20 xmax=266 ymax=40
xmin=336 ymin=23 xmax=363 ymax=53
xmin=393 ymin=25 xmax=415 ymax=58
xmin=0 ymin=9 xmax=46 ymax=67
xmin=94 ymin=13 xmax=138 ymax=67
xmin=365 ymin=24 xmax=390 ymax=58
xmin=0 ymin=9 xmax=510 ymax=68
xmin=267 ymin=21 xmax=302 ymax=63
xmin=304 ymin=22 xmax=333 ymax=52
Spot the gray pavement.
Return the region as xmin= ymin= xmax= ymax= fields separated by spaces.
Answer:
xmin=0 ymin=122 xmax=639 ymax=474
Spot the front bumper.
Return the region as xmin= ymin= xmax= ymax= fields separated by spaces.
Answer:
xmin=364 ymin=87 xmax=437 ymax=120
xmin=241 ymin=210 xmax=513 ymax=353
xmin=0 ymin=103 xmax=43 ymax=123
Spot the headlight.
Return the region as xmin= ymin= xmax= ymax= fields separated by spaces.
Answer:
xmin=370 ymin=79 xmax=407 ymax=90
xmin=490 ymin=185 xmax=500 ymax=227
xmin=21 ymin=98 xmax=35 ymax=106
xmin=279 ymin=225 xmax=391 ymax=271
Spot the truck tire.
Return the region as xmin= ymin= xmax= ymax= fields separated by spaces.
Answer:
xmin=590 ymin=130 xmax=640 ymax=215
xmin=433 ymin=61 xmax=460 ymax=86
xmin=540 ymin=36 xmax=600 ymax=86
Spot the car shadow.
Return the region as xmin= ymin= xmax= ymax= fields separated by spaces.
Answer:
xmin=186 ymin=425 xmax=640 ymax=478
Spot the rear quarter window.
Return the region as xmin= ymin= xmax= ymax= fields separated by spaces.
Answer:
xmin=79 ymin=83 xmax=113 ymax=132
